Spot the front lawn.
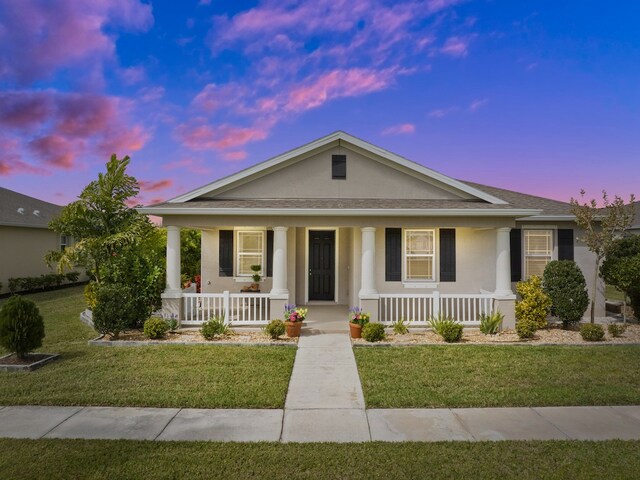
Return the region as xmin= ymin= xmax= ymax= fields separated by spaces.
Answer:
xmin=355 ymin=345 xmax=640 ymax=408
xmin=0 ymin=287 xmax=295 ymax=408
xmin=1 ymin=439 xmax=639 ymax=479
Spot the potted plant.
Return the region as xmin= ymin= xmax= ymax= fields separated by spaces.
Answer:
xmin=284 ymin=304 xmax=307 ymax=337
xmin=250 ymin=264 xmax=261 ymax=291
xmin=349 ymin=306 xmax=370 ymax=339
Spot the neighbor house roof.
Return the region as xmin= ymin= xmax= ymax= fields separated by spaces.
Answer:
xmin=0 ymin=187 xmax=62 ymax=229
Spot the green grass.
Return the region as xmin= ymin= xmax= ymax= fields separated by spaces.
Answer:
xmin=0 ymin=287 xmax=295 ymax=408
xmin=606 ymin=284 xmax=627 ymax=302
xmin=1 ymin=439 xmax=639 ymax=479
xmin=355 ymin=345 xmax=640 ymax=408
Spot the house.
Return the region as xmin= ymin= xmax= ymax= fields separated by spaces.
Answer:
xmin=629 ymin=202 xmax=640 ymax=235
xmin=139 ymin=131 xmax=604 ymax=328
xmin=0 ymin=187 xmax=66 ymax=294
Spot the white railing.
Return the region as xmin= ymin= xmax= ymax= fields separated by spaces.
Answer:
xmin=379 ymin=292 xmax=494 ymax=325
xmin=183 ymin=291 xmax=270 ymax=325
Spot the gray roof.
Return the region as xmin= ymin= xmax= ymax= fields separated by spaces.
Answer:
xmin=0 ymin=187 xmax=62 ymax=228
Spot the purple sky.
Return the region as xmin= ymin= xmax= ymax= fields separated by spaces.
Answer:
xmin=1 ymin=0 xmax=638 ymax=206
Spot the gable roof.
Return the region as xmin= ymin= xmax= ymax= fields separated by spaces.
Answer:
xmin=0 ymin=187 xmax=62 ymax=229
xmin=167 ymin=131 xmax=508 ymax=205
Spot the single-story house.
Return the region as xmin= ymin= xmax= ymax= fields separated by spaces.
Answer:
xmin=628 ymin=202 xmax=640 ymax=235
xmin=139 ymin=131 xmax=604 ymax=328
xmin=0 ymin=187 xmax=67 ymax=294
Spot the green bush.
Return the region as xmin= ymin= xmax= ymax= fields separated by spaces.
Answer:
xmin=580 ymin=323 xmax=605 ymax=342
xmin=479 ymin=311 xmax=504 ymax=335
xmin=65 ymin=271 xmax=80 ymax=282
xmin=516 ymin=275 xmax=551 ymax=330
xmin=601 ymin=236 xmax=640 ymax=318
xmin=429 ymin=315 xmax=463 ymax=343
xmin=362 ymin=323 xmax=386 ymax=342
xmin=543 ymin=260 xmax=589 ymax=329
xmin=265 ymin=319 xmax=285 ymax=339
xmin=607 ymin=323 xmax=627 ymax=338
xmin=165 ymin=316 xmax=179 ymax=332
xmin=92 ymin=284 xmax=143 ymax=338
xmin=201 ymin=316 xmax=229 ymax=340
xmin=516 ymin=319 xmax=537 ymax=339
xmin=143 ymin=317 xmax=169 ymax=339
xmin=84 ymin=281 xmax=98 ymax=309
xmin=0 ymin=296 xmax=45 ymax=359
xmin=392 ymin=318 xmax=409 ymax=335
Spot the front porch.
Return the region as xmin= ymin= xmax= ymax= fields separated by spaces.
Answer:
xmin=162 ymin=223 xmax=517 ymax=329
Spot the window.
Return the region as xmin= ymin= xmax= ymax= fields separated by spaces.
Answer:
xmin=60 ymin=235 xmax=69 ymax=251
xmin=524 ymin=229 xmax=553 ymax=278
xmin=236 ymin=230 xmax=264 ymax=276
xmin=404 ymin=229 xmax=435 ymax=281
xmin=332 ymin=154 xmax=346 ymax=179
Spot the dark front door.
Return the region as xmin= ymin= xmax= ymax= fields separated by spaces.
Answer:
xmin=309 ymin=230 xmax=335 ymax=301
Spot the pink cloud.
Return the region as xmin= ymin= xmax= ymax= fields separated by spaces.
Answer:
xmin=163 ymin=158 xmax=213 ymax=175
xmin=139 ymin=179 xmax=173 ymax=192
xmin=175 ymin=123 xmax=268 ymax=151
xmin=468 ymin=98 xmax=488 ymax=112
xmin=192 ymin=83 xmax=247 ymax=113
xmin=120 ymin=65 xmax=146 ymax=85
xmin=138 ymin=86 xmax=165 ymax=102
xmin=440 ymin=36 xmax=469 ymax=57
xmin=428 ymin=106 xmax=459 ymax=118
xmin=222 ymin=151 xmax=248 ymax=162
xmin=0 ymin=135 xmax=50 ymax=176
xmin=0 ymin=90 xmax=150 ymax=173
xmin=381 ymin=123 xmax=415 ymax=135
xmin=0 ymin=0 xmax=153 ymax=84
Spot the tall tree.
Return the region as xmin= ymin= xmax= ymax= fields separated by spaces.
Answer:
xmin=570 ymin=190 xmax=636 ymax=323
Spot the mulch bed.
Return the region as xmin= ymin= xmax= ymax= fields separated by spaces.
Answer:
xmin=0 ymin=352 xmax=60 ymax=371
xmin=0 ymin=353 xmax=53 ymax=365
xmin=95 ymin=328 xmax=297 ymax=345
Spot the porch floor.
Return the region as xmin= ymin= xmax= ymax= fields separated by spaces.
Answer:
xmin=301 ymin=304 xmax=349 ymax=334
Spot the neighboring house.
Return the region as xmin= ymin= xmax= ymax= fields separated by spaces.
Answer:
xmin=0 ymin=187 xmax=66 ymax=294
xmin=139 ymin=131 xmax=604 ymax=328
xmin=629 ymin=202 xmax=640 ymax=235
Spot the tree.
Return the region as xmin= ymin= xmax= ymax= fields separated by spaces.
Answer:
xmin=47 ymin=154 xmax=165 ymax=326
xmin=570 ymin=190 xmax=635 ymax=322
xmin=543 ymin=260 xmax=589 ymax=329
xmin=600 ymin=236 xmax=640 ymax=323
xmin=180 ymin=229 xmax=201 ymax=279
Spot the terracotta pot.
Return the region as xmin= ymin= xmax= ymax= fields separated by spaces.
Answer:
xmin=349 ymin=322 xmax=362 ymax=339
xmin=286 ymin=321 xmax=303 ymax=338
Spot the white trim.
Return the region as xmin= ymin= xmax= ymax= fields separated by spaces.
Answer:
xmin=137 ymin=207 xmax=542 ymax=217
xmin=165 ymin=131 xmax=508 ymax=205
xmin=234 ymin=228 xmax=266 ymax=278
xmin=304 ymin=227 xmax=339 ymax=305
xmin=403 ymin=282 xmax=438 ymax=289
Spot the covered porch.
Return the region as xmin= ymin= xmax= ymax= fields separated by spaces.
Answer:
xmin=161 ymin=221 xmax=517 ymax=329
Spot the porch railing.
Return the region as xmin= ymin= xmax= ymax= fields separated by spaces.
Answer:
xmin=183 ymin=291 xmax=270 ymax=325
xmin=379 ymin=292 xmax=494 ymax=325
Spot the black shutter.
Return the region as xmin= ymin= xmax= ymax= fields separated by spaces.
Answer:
xmin=385 ymin=228 xmax=402 ymax=281
xmin=219 ymin=230 xmax=233 ymax=277
xmin=558 ymin=229 xmax=574 ymax=261
xmin=266 ymin=230 xmax=274 ymax=277
xmin=439 ymin=229 xmax=456 ymax=282
xmin=510 ymin=229 xmax=522 ymax=282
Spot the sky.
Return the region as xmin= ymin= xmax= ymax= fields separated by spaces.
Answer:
xmin=0 ymin=0 xmax=638 ymax=207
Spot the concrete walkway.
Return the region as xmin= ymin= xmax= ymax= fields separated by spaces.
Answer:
xmin=2 ymin=405 xmax=640 ymax=442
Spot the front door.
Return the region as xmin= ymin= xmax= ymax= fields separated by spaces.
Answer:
xmin=308 ymin=230 xmax=335 ymax=301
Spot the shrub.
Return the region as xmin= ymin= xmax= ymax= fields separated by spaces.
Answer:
xmin=479 ymin=311 xmax=504 ymax=335
xmin=362 ymin=322 xmax=386 ymax=342
xmin=65 ymin=271 xmax=80 ymax=283
xmin=601 ymin=236 xmax=640 ymax=319
xmin=607 ymin=323 xmax=627 ymax=338
xmin=516 ymin=275 xmax=551 ymax=330
xmin=543 ymin=260 xmax=589 ymax=329
xmin=165 ymin=316 xmax=179 ymax=332
xmin=92 ymin=284 xmax=142 ymax=338
xmin=580 ymin=323 xmax=605 ymax=342
xmin=392 ymin=317 xmax=409 ymax=335
xmin=0 ymin=296 xmax=45 ymax=359
xmin=8 ymin=278 xmax=20 ymax=294
xmin=143 ymin=317 xmax=169 ymax=339
xmin=84 ymin=281 xmax=98 ymax=309
xmin=516 ymin=319 xmax=537 ymax=339
xmin=429 ymin=315 xmax=463 ymax=343
xmin=201 ymin=316 xmax=229 ymax=340
xmin=265 ymin=319 xmax=285 ymax=339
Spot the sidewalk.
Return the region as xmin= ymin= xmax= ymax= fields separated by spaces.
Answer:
xmin=2 ymin=405 xmax=640 ymax=442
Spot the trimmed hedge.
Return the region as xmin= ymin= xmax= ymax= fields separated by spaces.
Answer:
xmin=7 ymin=272 xmax=81 ymax=294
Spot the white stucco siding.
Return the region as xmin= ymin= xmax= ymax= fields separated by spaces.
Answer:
xmin=214 ymin=146 xmax=467 ymax=200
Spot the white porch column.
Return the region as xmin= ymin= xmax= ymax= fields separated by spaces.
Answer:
xmin=494 ymin=226 xmax=516 ymax=330
xmin=494 ymin=227 xmax=513 ymax=297
xmin=165 ymin=225 xmax=181 ymax=294
xmin=359 ymin=227 xmax=378 ymax=297
xmin=270 ymin=227 xmax=289 ymax=298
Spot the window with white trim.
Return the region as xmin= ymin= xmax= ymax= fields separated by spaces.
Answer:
xmin=236 ymin=230 xmax=264 ymax=276
xmin=404 ymin=229 xmax=435 ymax=281
xmin=60 ymin=235 xmax=69 ymax=251
xmin=524 ymin=229 xmax=553 ymax=278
